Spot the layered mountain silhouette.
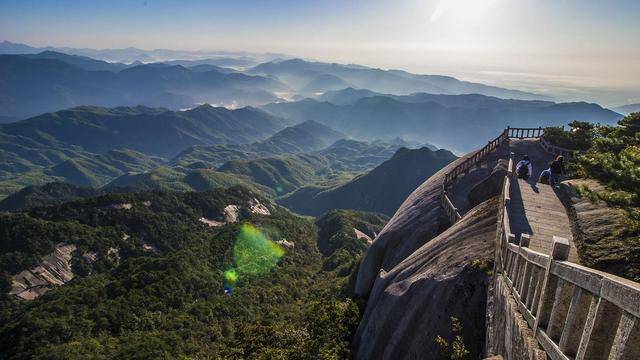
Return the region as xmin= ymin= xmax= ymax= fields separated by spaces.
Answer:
xmin=0 ymin=40 xmax=285 ymax=64
xmin=0 ymin=54 xmax=287 ymax=120
xmin=0 ymin=49 xmax=572 ymax=121
xmin=1 ymin=105 xmax=288 ymax=157
xmin=263 ymin=90 xmax=622 ymax=152
xmin=248 ymin=58 xmax=551 ymax=100
xmin=112 ymin=131 xmax=415 ymax=196
xmin=279 ymin=147 xmax=457 ymax=216
xmin=612 ymin=103 xmax=640 ymax=115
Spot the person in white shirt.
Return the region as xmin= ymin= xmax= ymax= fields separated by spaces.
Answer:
xmin=515 ymin=155 xmax=533 ymax=180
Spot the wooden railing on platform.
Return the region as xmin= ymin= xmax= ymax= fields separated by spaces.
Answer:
xmin=494 ymin=156 xmax=640 ymax=360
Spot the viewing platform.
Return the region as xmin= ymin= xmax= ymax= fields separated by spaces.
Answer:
xmin=439 ymin=127 xmax=640 ymax=360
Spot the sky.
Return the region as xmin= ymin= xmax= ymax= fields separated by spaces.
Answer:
xmin=1 ymin=0 xmax=639 ymax=106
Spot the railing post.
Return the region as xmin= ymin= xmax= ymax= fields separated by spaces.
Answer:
xmin=575 ymin=296 xmax=602 ymax=360
xmin=534 ymin=237 xmax=571 ymax=333
xmin=530 ymin=267 xmax=545 ymax=314
xmin=608 ymin=311 xmax=639 ymax=360
xmin=558 ymin=286 xmax=591 ymax=356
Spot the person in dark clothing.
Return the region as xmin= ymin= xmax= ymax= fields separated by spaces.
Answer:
xmin=549 ymin=155 xmax=564 ymax=185
xmin=516 ymin=155 xmax=532 ymax=180
xmin=539 ymin=168 xmax=552 ymax=185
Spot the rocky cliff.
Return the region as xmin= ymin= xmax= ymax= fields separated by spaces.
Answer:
xmin=559 ymin=179 xmax=640 ymax=281
xmin=352 ymin=198 xmax=497 ymax=359
xmin=353 ymin=154 xmax=475 ymax=298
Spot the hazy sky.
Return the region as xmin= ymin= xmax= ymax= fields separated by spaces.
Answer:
xmin=1 ymin=0 xmax=639 ymax=105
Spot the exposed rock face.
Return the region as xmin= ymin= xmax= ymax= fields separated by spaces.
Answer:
xmin=276 ymin=239 xmax=295 ymax=249
xmin=559 ymin=179 xmax=640 ymax=281
xmin=200 ymin=200 xmax=271 ymax=228
xmin=468 ymin=159 xmax=508 ymax=208
xmin=352 ymin=199 xmax=497 ymax=359
xmin=82 ymin=252 xmax=98 ymax=263
xmin=199 ymin=217 xmax=225 ymax=227
xmin=354 ymin=228 xmax=373 ymax=244
xmin=110 ymin=203 xmax=132 ymax=210
xmin=354 ymin=153 xmax=475 ymax=297
xmin=107 ymin=247 xmax=121 ymax=263
xmin=9 ymin=243 xmax=77 ymax=300
xmin=249 ymin=198 xmax=271 ymax=215
xmin=223 ymin=205 xmax=240 ymax=223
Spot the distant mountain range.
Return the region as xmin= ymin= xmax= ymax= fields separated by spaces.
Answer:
xmin=248 ymin=58 xmax=552 ymax=101
xmin=263 ymin=88 xmax=623 ymax=152
xmin=2 ymin=105 xmax=288 ymax=157
xmin=0 ymin=44 xmax=569 ymax=121
xmin=0 ymin=53 xmax=289 ymax=120
xmin=0 ymin=40 xmax=285 ymax=64
xmin=612 ymin=103 xmax=640 ymax=115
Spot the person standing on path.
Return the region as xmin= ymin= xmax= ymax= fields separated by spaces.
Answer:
xmin=516 ymin=155 xmax=533 ymax=180
xmin=550 ymin=155 xmax=565 ymax=185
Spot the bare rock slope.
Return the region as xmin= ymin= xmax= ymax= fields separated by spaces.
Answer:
xmin=559 ymin=179 xmax=640 ymax=281
xmin=9 ymin=243 xmax=76 ymax=300
xmin=354 ymin=155 xmax=470 ymax=297
xmin=352 ymin=198 xmax=498 ymax=359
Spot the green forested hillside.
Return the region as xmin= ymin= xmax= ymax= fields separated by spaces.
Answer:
xmin=0 ymin=148 xmax=163 ymax=198
xmin=315 ymin=209 xmax=388 ymax=276
xmin=280 ymin=147 xmax=457 ymax=216
xmin=0 ymin=188 xmax=387 ymax=359
xmin=1 ymin=105 xmax=287 ymax=157
xmin=105 ymin=167 xmax=274 ymax=197
xmin=0 ymin=104 xmax=289 ymax=198
xmin=0 ymin=182 xmax=103 ymax=211
xmin=108 ymin=136 xmax=412 ymax=202
xmin=218 ymin=154 xmax=334 ymax=194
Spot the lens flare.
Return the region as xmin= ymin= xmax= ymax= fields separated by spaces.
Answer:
xmin=224 ymin=269 xmax=238 ymax=283
xmin=223 ymin=224 xmax=285 ymax=293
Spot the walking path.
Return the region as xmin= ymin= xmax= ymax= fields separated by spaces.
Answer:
xmin=507 ymin=139 xmax=580 ymax=262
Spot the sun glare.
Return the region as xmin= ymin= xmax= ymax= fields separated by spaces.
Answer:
xmin=430 ymin=0 xmax=499 ymax=23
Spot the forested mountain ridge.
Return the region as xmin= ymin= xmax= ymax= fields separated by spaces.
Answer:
xmin=0 ymin=188 xmax=387 ymax=359
xmin=280 ymin=147 xmax=458 ymax=216
xmin=1 ymin=104 xmax=288 ymax=157
xmin=0 ymin=105 xmax=291 ymax=197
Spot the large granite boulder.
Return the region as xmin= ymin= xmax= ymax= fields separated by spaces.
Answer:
xmin=559 ymin=179 xmax=640 ymax=281
xmin=353 ymin=155 xmax=469 ymax=298
xmin=352 ymin=198 xmax=498 ymax=359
